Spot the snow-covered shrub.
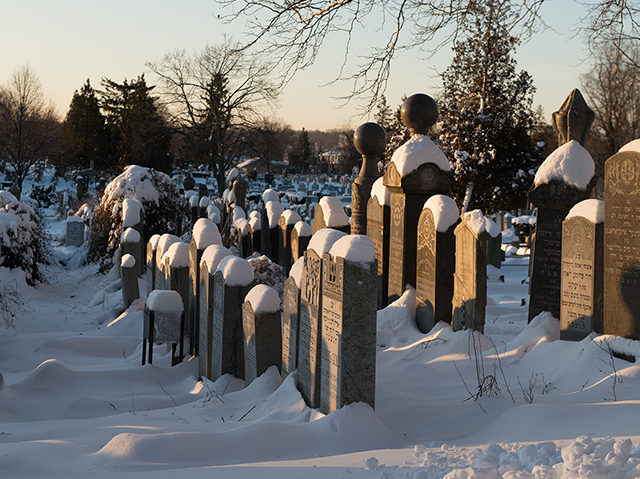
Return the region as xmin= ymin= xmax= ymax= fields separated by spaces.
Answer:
xmin=0 ymin=280 xmax=23 ymax=328
xmin=86 ymin=165 xmax=187 ymax=268
xmin=29 ymin=184 xmax=57 ymax=209
xmin=0 ymin=190 xmax=49 ymax=285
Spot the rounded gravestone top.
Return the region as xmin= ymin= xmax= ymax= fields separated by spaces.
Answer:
xmin=354 ymin=122 xmax=387 ymax=157
xmin=182 ymin=173 xmax=196 ymax=191
xmin=401 ymin=94 xmax=439 ymax=135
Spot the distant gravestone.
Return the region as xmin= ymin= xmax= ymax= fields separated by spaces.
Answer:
xmin=278 ymin=210 xmax=302 ymax=275
xmin=319 ymin=235 xmax=377 ymax=414
xmin=282 ymin=258 xmax=303 ymax=377
xmin=603 ymin=150 xmax=640 ymax=339
xmin=383 ymin=94 xmax=454 ymax=303
xmin=198 ymin=245 xmax=233 ymax=380
xmin=66 ymin=215 xmax=84 ymax=247
xmin=415 ymin=195 xmax=459 ymax=333
xmin=146 ymin=235 xmax=161 ymax=296
xmin=211 ymin=256 xmax=255 ymax=381
xmin=452 ymin=211 xmax=490 ymax=333
xmin=561 ymin=200 xmax=604 ymax=340
xmin=290 ymin=221 xmax=312 ymax=264
xmin=243 ymin=285 xmax=282 ymax=385
xmin=367 ymin=177 xmax=391 ymax=310
xmin=296 ymin=228 xmax=347 ymax=408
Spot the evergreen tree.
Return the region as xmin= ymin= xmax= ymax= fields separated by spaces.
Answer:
xmin=290 ymin=128 xmax=312 ymax=173
xmin=100 ymin=75 xmax=173 ymax=173
xmin=374 ymin=95 xmax=394 ymax=132
xmin=60 ymin=80 xmax=111 ymax=170
xmin=438 ymin=1 xmax=541 ymax=213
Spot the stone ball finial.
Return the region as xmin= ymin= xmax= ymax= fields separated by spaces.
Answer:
xmin=401 ymin=94 xmax=439 ymax=135
xmin=354 ymin=122 xmax=387 ymax=157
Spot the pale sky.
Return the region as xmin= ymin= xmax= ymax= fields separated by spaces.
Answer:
xmin=1 ymin=0 xmax=589 ymax=131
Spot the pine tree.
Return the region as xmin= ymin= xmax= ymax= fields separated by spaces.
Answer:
xmin=60 ymin=80 xmax=111 ymax=170
xmin=290 ymin=128 xmax=312 ymax=173
xmin=438 ymin=1 xmax=541 ymax=213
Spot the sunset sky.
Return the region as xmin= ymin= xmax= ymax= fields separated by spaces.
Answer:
xmin=2 ymin=0 xmax=588 ymax=131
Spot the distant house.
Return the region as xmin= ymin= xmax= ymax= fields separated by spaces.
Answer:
xmin=237 ymin=157 xmax=288 ymax=174
xmin=320 ymin=150 xmax=347 ymax=171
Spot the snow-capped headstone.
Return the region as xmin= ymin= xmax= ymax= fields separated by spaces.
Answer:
xmin=211 ymin=256 xmax=255 ymax=381
xmin=312 ymin=196 xmax=350 ymax=235
xmin=528 ymin=139 xmax=596 ymax=322
xmin=561 ymin=199 xmax=604 ymax=340
xmin=297 ymin=228 xmax=347 ymax=408
xmin=146 ymin=234 xmax=161 ymax=296
xmin=282 ymin=258 xmax=303 ymax=378
xmin=242 ymin=284 xmax=282 ymax=386
xmin=383 ymin=94 xmax=455 ymax=303
xmin=278 ymin=210 xmax=302 ymax=276
xmin=122 ymin=198 xmax=144 ymax=255
xmin=121 ymin=227 xmax=143 ymax=277
xmin=367 ymin=177 xmax=391 ymax=309
xmin=319 ymin=235 xmax=377 ymax=414
xmin=155 ymin=234 xmax=181 ymax=290
xmin=351 ymin=122 xmax=386 ymax=235
xmin=290 ymin=221 xmax=311 ymax=264
xmin=143 ymin=290 xmax=184 ymax=366
xmin=415 ymin=195 xmax=459 ymax=333
xmin=261 ymin=199 xmax=284 ymax=262
xmin=485 ymin=217 xmax=503 ymax=269
xmin=120 ymin=253 xmax=139 ymax=310
xmin=247 ymin=214 xmax=261 ymax=255
xmin=452 ymin=210 xmax=490 ymax=333
xmin=198 ymin=196 xmax=210 ymax=219
xmin=65 ymin=215 xmax=84 ymax=247
xmin=603 ymin=150 xmax=640 ymax=339
xmin=163 ymin=242 xmax=189 ymax=356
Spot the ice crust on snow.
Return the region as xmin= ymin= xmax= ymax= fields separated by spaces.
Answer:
xmin=307 ymin=228 xmax=348 ymax=256
xmin=245 ymin=284 xmax=280 ymax=314
xmin=192 ymin=218 xmax=222 ymax=250
xmin=216 ymin=255 xmax=254 ymax=286
xmin=533 ymin=140 xmax=595 ymax=189
xmin=318 ymin=196 xmax=349 ymax=227
xmin=328 ymin=234 xmax=375 ymax=266
xmin=147 ymin=289 xmax=184 ymax=312
xmin=390 ymin=134 xmax=451 ymax=176
xmin=199 ymin=244 xmax=233 ymax=275
xmin=370 ymin=177 xmax=391 ymax=206
xmin=566 ymin=198 xmax=604 ymax=224
xmin=423 ymin=195 xmax=459 ymax=232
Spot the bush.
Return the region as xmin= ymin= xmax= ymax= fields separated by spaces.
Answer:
xmin=86 ymin=165 xmax=187 ymax=268
xmin=0 ymin=190 xmax=49 ymax=285
xmin=29 ymin=184 xmax=57 ymax=209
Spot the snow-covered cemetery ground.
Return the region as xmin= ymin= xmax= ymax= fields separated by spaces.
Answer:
xmin=2 ymin=162 xmax=640 ymax=479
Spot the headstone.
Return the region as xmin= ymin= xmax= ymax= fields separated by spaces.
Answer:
xmin=211 ymin=256 xmax=255 ymax=381
xmin=383 ymin=94 xmax=455 ymax=303
xmin=311 ymin=196 xmax=350 ymax=235
xmin=121 ymin=228 xmax=143 ymax=277
xmin=248 ymin=214 xmax=262 ymax=255
xmin=278 ymin=210 xmax=302 ymax=275
xmin=603 ymin=150 xmax=640 ymax=339
xmin=163 ymin=242 xmax=190 ymax=353
xmin=485 ymin=217 xmax=502 ymax=269
xmin=189 ymin=194 xmax=199 ymax=225
xmin=143 ymin=290 xmax=184 ymax=366
xmin=233 ymin=176 xmax=248 ymax=214
xmin=351 ymin=122 xmax=386 ymax=235
xmin=120 ymin=253 xmax=140 ymax=309
xmin=415 ymin=195 xmax=459 ymax=333
xmin=452 ymin=210 xmax=491 ymax=333
xmin=199 ymin=196 xmax=210 ymax=219
xmin=243 ymin=285 xmax=282 ymax=385
xmin=122 ymin=199 xmax=144 ymax=276
xmin=290 ymin=221 xmax=312 ymax=264
xmin=260 ymin=190 xmax=280 ymax=258
xmin=282 ymin=258 xmax=303 ymax=377
xmin=146 ymin=234 xmax=161 ymax=296
xmin=296 ymin=228 xmax=347 ymax=409
xmin=319 ymin=235 xmax=377 ymax=414
xmin=155 ymin=234 xmax=182 ymax=290
xmin=66 ymin=215 xmax=84 ymax=247
xmin=261 ymin=199 xmax=284 ymax=262
xmin=366 ymin=177 xmax=391 ymax=309
xmin=561 ymin=200 xmax=604 ymax=340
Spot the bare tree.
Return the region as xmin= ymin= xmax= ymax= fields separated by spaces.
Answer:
xmin=147 ymin=38 xmax=279 ymax=194
xmin=0 ymin=64 xmax=60 ymax=196
xmin=216 ymin=0 xmax=547 ymax=111
xmin=244 ymin=117 xmax=294 ymax=171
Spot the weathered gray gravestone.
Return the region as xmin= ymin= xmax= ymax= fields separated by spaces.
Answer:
xmin=603 ymin=150 xmax=640 ymax=339
xmin=282 ymin=257 xmax=303 ymax=377
xmin=383 ymin=94 xmax=454 ymax=304
xmin=278 ymin=210 xmax=302 ymax=276
xmin=211 ymin=256 xmax=255 ymax=381
xmin=452 ymin=210 xmax=491 ymax=333
xmin=197 ymin=245 xmax=233 ymax=380
xmin=189 ymin=218 xmax=222 ymax=357
xmin=121 ymin=228 xmax=143 ymax=277
xmin=351 ymin=122 xmax=386 ymax=235
xmin=155 ymin=234 xmax=182 ymax=290
xmin=163 ymin=242 xmax=190 ymax=358
xmin=146 ymin=234 xmax=161 ymax=296
xmin=561 ymin=200 xmax=604 ymax=340
xmin=296 ymin=228 xmax=347 ymax=409
xmin=319 ymin=234 xmax=377 ymax=414
xmin=367 ymin=177 xmax=391 ymax=310
xmin=290 ymin=221 xmax=312 ymax=264
xmin=143 ymin=290 xmax=185 ymax=366
xmin=311 ymin=196 xmax=350 ymax=235
xmin=66 ymin=215 xmax=85 ymax=247
xmin=415 ymin=195 xmax=459 ymax=333
xmin=120 ymin=253 xmax=140 ymax=309
xmin=243 ymin=284 xmax=282 ymax=385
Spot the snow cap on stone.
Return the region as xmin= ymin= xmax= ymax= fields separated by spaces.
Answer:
xmin=207 ymin=204 xmax=221 ymax=224
xmin=121 ymin=253 xmax=136 ymax=269
xmin=281 ymin=209 xmax=302 ymax=225
xmin=148 ymin=234 xmax=162 ymax=249
xmin=163 ymin=242 xmax=189 ymax=268
xmin=249 ymin=214 xmax=261 ymax=231
xmin=370 ymin=177 xmax=391 ymax=206
xmin=289 ymin=256 xmax=304 ymax=288
xmin=122 ymin=198 xmax=142 ymax=227
xmin=308 ymin=228 xmax=348 ymax=256
xmin=319 ymin=196 xmax=349 ymax=227
xmin=461 ymin=209 xmax=488 ymax=236
xmin=265 ymin=201 xmax=285 ymax=228
xmin=122 ymin=227 xmax=141 ymax=244
xmin=566 ymin=198 xmax=604 ymax=224
xmin=199 ymin=196 xmax=210 ymax=208
xmin=232 ymin=205 xmax=246 ymax=223
xmin=294 ymin=221 xmax=311 ymax=237
xmin=66 ymin=215 xmax=83 ymax=223
xmin=245 ymin=284 xmax=280 ymax=314
xmin=620 ymin=139 xmax=640 ymax=154
xmin=534 ymin=140 xmax=595 ymax=190
xmin=262 ymin=189 xmax=279 ymax=204
xmin=147 ymin=290 xmax=184 ymax=312
xmin=227 ymin=168 xmax=239 ymax=183
xmin=328 ymin=234 xmax=376 ymax=266
xmin=200 ymin=244 xmax=233 ymax=275
xmin=390 ymin=134 xmax=451 ymax=177
xmin=216 ymin=255 xmax=254 ymax=286
xmin=423 ymin=195 xmax=459 ymax=232
xmin=156 ymin=234 xmax=182 ymax=258
xmin=234 ymin=218 xmax=249 ymax=235
xmin=193 ymin=218 xmax=222 ymax=250
xmin=189 ymin=195 xmax=199 ymax=207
